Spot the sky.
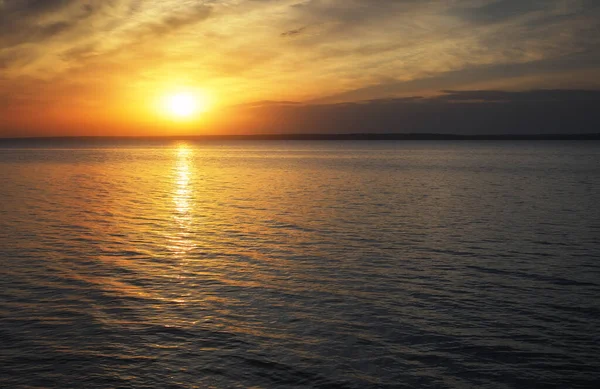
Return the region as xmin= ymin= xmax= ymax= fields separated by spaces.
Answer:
xmin=1 ymin=0 xmax=599 ymax=136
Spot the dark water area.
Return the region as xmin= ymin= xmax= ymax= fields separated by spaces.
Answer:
xmin=1 ymin=141 xmax=599 ymax=388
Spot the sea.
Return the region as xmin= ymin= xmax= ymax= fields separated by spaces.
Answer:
xmin=0 ymin=140 xmax=599 ymax=388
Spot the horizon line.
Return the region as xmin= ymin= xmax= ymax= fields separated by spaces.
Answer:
xmin=1 ymin=133 xmax=600 ymax=142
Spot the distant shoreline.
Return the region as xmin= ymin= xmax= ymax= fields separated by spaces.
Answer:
xmin=1 ymin=133 xmax=600 ymax=143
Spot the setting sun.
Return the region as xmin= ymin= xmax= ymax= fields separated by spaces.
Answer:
xmin=161 ymin=91 xmax=210 ymax=120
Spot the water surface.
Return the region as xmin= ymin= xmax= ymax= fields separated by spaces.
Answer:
xmin=1 ymin=141 xmax=599 ymax=388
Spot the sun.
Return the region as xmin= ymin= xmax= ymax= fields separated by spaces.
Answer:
xmin=161 ymin=91 xmax=210 ymax=120
xmin=168 ymin=93 xmax=196 ymax=118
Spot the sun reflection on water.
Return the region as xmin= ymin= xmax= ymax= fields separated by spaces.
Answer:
xmin=170 ymin=144 xmax=196 ymax=257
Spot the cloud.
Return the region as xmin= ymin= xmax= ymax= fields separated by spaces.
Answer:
xmin=222 ymin=89 xmax=600 ymax=135
xmin=234 ymin=100 xmax=302 ymax=108
xmin=0 ymin=0 xmax=76 ymax=47
xmin=139 ymin=4 xmax=212 ymax=38
xmin=1 ymin=0 xmax=600 ymax=136
xmin=281 ymin=25 xmax=309 ymax=37
xmin=436 ymin=89 xmax=600 ymax=102
xmin=454 ymin=0 xmax=551 ymax=24
xmin=0 ymin=1 xmax=214 ymax=76
xmin=4 ymin=0 xmax=597 ymax=82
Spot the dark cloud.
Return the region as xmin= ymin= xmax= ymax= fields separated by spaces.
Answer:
xmin=281 ymin=25 xmax=309 ymax=37
xmin=0 ymin=20 xmax=70 ymax=47
xmin=290 ymin=0 xmax=424 ymax=24
xmin=312 ymin=49 xmax=600 ymax=104
xmin=235 ymin=100 xmax=302 ymax=108
xmin=455 ymin=0 xmax=549 ymax=24
xmin=0 ymin=0 xmax=108 ymax=48
xmin=234 ymin=90 xmax=600 ymax=135
xmin=456 ymin=0 xmax=600 ymax=24
xmin=436 ymin=89 xmax=600 ymax=102
xmin=1 ymin=0 xmax=74 ymax=15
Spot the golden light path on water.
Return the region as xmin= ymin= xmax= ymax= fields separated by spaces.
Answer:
xmin=171 ymin=144 xmax=195 ymax=256
xmin=167 ymin=144 xmax=197 ymax=306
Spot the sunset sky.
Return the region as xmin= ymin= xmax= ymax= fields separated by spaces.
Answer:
xmin=1 ymin=0 xmax=600 ymax=136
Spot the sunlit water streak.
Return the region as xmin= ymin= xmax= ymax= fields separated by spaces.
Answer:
xmin=171 ymin=145 xmax=196 ymax=256
xmin=0 ymin=141 xmax=599 ymax=388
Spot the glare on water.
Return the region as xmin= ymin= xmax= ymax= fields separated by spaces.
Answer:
xmin=170 ymin=144 xmax=196 ymax=257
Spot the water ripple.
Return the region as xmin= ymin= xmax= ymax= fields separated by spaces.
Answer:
xmin=1 ymin=142 xmax=599 ymax=388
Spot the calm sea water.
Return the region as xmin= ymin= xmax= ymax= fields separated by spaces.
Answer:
xmin=0 ymin=141 xmax=599 ymax=388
